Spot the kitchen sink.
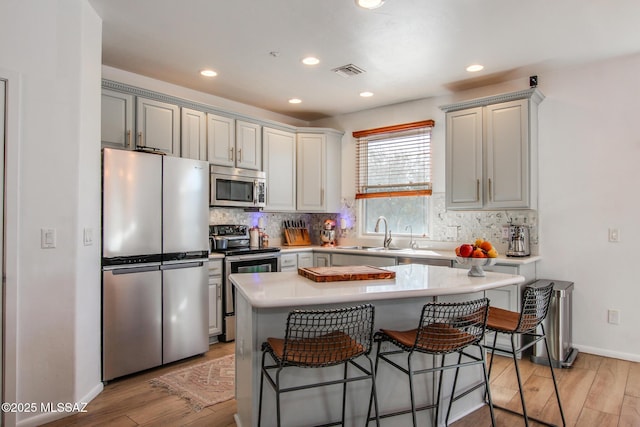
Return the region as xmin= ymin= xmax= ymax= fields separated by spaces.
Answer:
xmin=336 ymin=245 xmax=408 ymax=252
xmin=336 ymin=245 xmax=378 ymax=250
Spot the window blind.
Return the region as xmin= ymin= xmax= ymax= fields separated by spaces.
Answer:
xmin=354 ymin=120 xmax=434 ymax=199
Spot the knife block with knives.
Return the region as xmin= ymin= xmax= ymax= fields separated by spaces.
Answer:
xmin=283 ymin=220 xmax=312 ymax=246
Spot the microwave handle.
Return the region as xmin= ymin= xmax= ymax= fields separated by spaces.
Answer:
xmin=253 ymin=180 xmax=258 ymax=205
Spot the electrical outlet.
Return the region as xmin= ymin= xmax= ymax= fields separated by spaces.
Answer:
xmin=502 ymin=226 xmax=510 ymax=239
xmin=608 ymin=228 xmax=620 ymax=242
xmin=608 ymin=309 xmax=620 ymax=325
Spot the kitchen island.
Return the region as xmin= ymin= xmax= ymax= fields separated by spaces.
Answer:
xmin=231 ymin=264 xmax=525 ymax=427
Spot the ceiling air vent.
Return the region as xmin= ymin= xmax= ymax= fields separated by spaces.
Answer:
xmin=332 ymin=64 xmax=366 ymax=77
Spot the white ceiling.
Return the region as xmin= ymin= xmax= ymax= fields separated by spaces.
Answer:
xmin=89 ymin=0 xmax=640 ymax=121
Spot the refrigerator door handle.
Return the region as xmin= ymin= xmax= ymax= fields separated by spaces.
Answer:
xmin=161 ymin=261 xmax=204 ymax=270
xmin=108 ymin=265 xmax=160 ymax=275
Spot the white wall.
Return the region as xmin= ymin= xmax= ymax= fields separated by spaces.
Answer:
xmin=536 ymin=54 xmax=640 ymax=361
xmin=313 ymin=54 xmax=640 ymax=361
xmin=0 ymin=1 xmax=103 ymax=426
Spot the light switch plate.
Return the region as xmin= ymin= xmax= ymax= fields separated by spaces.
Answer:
xmin=83 ymin=227 xmax=93 ymax=246
xmin=41 ymin=228 xmax=56 ymax=249
xmin=608 ymin=228 xmax=620 ymax=242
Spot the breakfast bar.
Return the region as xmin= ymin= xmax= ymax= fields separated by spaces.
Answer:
xmin=231 ymin=264 xmax=525 ymax=427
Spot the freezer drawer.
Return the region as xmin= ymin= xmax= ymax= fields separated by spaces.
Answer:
xmin=102 ymin=266 xmax=162 ymax=381
xmin=162 ymin=261 xmax=209 ymax=364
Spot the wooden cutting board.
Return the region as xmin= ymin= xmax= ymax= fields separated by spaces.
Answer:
xmin=298 ymin=265 xmax=396 ymax=282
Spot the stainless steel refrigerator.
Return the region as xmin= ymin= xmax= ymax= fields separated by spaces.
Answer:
xmin=102 ymin=148 xmax=209 ymax=381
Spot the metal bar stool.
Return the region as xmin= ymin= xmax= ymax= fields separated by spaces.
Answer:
xmin=484 ymin=281 xmax=566 ymax=427
xmin=258 ymin=304 xmax=380 ymax=427
xmin=368 ymin=297 xmax=496 ymax=427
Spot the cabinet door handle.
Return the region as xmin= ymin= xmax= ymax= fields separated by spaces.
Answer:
xmin=488 ymin=178 xmax=493 ymax=202
xmin=238 ymin=148 xmax=242 ymax=163
xmin=137 ymin=131 xmax=144 ymax=148
xmin=476 ymin=179 xmax=480 ymax=202
xmin=229 ymin=147 xmax=234 ymax=161
xmin=217 ymin=285 xmax=221 ymax=300
xmin=126 ymin=130 xmax=132 ymax=149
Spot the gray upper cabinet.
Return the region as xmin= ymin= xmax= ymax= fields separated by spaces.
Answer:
xmin=442 ymin=89 xmax=544 ymax=210
xmin=296 ymin=131 xmax=342 ymax=213
xmin=207 ymin=115 xmax=261 ymax=170
xmin=235 ymin=120 xmax=262 ymax=170
xmin=101 ymin=89 xmax=134 ymax=149
xmin=207 ymin=113 xmax=235 ymax=167
xmin=263 ymin=127 xmax=296 ymax=211
xmin=181 ymin=108 xmax=207 ymax=161
xmin=136 ymin=97 xmax=180 ymax=156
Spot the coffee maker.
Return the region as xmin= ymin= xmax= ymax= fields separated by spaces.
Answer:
xmin=320 ymin=219 xmax=336 ymax=247
xmin=506 ymin=225 xmax=530 ymax=257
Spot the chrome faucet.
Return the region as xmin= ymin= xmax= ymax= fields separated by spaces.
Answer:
xmin=406 ymin=225 xmax=419 ymax=249
xmin=374 ymin=216 xmax=392 ymax=248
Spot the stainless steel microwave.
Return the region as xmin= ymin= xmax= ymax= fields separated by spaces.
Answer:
xmin=210 ymin=165 xmax=266 ymax=208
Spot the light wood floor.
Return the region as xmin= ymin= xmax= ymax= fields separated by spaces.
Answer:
xmin=41 ymin=342 xmax=237 ymax=427
xmin=41 ymin=344 xmax=639 ymax=427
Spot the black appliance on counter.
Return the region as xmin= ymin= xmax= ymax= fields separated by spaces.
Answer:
xmin=210 ymin=225 xmax=281 ymax=342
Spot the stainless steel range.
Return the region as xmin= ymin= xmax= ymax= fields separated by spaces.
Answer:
xmin=209 ymin=225 xmax=280 ymax=342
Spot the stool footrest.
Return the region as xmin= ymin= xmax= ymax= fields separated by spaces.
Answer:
xmin=492 ymin=403 xmax=559 ymax=427
xmin=367 ymin=402 xmax=438 ymax=422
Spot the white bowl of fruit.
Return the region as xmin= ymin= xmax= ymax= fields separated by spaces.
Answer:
xmin=455 ymin=239 xmax=498 ymax=277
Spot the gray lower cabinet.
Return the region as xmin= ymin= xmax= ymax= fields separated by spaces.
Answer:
xmin=330 ymin=253 xmax=396 ymax=267
xmin=298 ymin=252 xmax=313 ymax=268
xmin=313 ymin=253 xmax=331 ymax=267
xmin=280 ymin=253 xmax=298 ymax=272
xmin=282 ymin=252 xmax=315 ymax=272
xmin=208 ymin=260 xmax=223 ymax=340
xmin=397 ymin=256 xmax=452 ymax=267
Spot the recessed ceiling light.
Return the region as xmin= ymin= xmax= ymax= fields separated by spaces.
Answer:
xmin=302 ymin=57 xmax=320 ymax=66
xmin=466 ymin=64 xmax=484 ymax=72
xmin=360 ymin=91 xmax=374 ymax=97
xmin=288 ymin=98 xmax=302 ymax=104
xmin=200 ymin=69 xmax=218 ymax=77
xmin=356 ymin=0 xmax=385 ymax=9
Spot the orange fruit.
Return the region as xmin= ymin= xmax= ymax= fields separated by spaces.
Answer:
xmin=455 ymin=246 xmax=461 ymax=256
xmin=474 ymin=238 xmax=484 ymax=247
xmin=487 ymin=248 xmax=498 ymax=258
xmin=480 ymin=241 xmax=493 ymax=252
xmin=472 ymin=248 xmax=486 ymax=258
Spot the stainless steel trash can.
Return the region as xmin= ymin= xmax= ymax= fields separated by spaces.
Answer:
xmin=530 ymin=280 xmax=578 ymax=368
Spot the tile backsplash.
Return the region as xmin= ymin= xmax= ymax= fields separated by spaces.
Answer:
xmin=209 ymin=192 xmax=538 ymax=254
xmin=209 ymin=208 xmax=337 ymax=246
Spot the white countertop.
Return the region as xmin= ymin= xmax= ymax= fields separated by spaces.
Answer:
xmin=280 ymin=245 xmax=540 ymax=265
xmin=230 ymin=264 xmax=525 ymax=308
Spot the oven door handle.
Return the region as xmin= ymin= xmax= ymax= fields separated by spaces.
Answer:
xmin=227 ymin=254 xmax=279 ymax=262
